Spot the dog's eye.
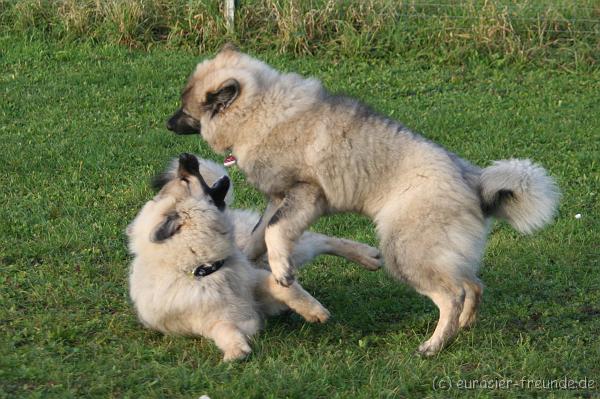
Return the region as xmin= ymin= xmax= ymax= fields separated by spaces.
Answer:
xmin=181 ymin=177 xmax=189 ymax=184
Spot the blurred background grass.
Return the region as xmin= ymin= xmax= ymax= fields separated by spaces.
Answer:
xmin=1 ymin=0 xmax=599 ymax=68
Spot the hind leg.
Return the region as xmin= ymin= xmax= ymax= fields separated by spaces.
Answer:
xmin=383 ymin=235 xmax=470 ymax=356
xmin=291 ymin=232 xmax=382 ymax=271
xmin=459 ymin=279 xmax=483 ymax=329
xmin=416 ymin=286 xmax=465 ymax=356
xmin=379 ymin=200 xmax=486 ymax=356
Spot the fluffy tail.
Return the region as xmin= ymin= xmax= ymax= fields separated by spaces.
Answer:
xmin=480 ymin=159 xmax=560 ymax=234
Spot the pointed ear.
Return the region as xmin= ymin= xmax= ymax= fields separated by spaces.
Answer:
xmin=208 ymin=176 xmax=230 ymax=211
xmin=151 ymin=212 xmax=182 ymax=242
xmin=178 ymin=153 xmax=201 ymax=179
xmin=178 ymin=153 xmax=212 ymax=193
xmin=204 ymin=79 xmax=240 ymax=117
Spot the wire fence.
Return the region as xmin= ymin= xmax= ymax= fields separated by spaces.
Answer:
xmin=393 ymin=14 xmax=599 ymax=34
xmin=2 ymin=0 xmax=597 ymax=65
xmin=224 ymin=1 xmax=600 ymax=36
xmin=392 ymin=2 xmax=599 ymax=11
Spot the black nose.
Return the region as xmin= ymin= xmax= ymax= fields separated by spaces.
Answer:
xmin=167 ymin=109 xmax=183 ymax=131
xmin=166 ymin=117 xmax=174 ymax=131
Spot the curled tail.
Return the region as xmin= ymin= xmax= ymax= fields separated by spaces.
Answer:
xmin=480 ymin=159 xmax=560 ymax=234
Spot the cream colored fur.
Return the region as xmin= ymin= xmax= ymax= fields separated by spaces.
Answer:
xmin=167 ymin=47 xmax=560 ymax=356
xmin=127 ymin=156 xmax=382 ymax=361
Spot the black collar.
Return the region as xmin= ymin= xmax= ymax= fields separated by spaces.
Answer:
xmin=193 ymin=259 xmax=225 ymax=279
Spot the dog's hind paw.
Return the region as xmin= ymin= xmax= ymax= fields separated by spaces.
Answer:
xmin=415 ymin=339 xmax=443 ymax=358
xmin=333 ymin=238 xmax=382 ymax=271
xmin=357 ymin=245 xmax=383 ymax=271
xmin=222 ymin=342 xmax=252 ymax=362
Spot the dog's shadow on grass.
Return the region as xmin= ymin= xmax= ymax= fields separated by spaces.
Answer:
xmin=265 ymin=266 xmax=436 ymax=337
xmin=262 ymin=254 xmax=569 ymax=341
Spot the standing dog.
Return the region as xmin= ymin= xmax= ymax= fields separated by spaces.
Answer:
xmin=127 ymin=154 xmax=381 ymax=361
xmin=166 ymin=47 xmax=560 ymax=355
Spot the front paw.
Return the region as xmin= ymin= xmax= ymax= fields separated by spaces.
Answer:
xmin=302 ymin=302 xmax=331 ymax=323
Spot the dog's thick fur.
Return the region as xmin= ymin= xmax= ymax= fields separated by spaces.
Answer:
xmin=127 ymin=154 xmax=381 ymax=361
xmin=166 ymin=47 xmax=560 ymax=355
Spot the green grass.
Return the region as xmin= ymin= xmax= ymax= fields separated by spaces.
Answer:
xmin=1 ymin=0 xmax=599 ymax=68
xmin=1 ymin=35 xmax=599 ymax=398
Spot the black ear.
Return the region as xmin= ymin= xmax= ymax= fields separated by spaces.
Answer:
xmin=208 ymin=176 xmax=230 ymax=211
xmin=204 ymin=79 xmax=240 ymax=117
xmin=178 ymin=153 xmax=213 ymax=193
xmin=151 ymin=212 xmax=182 ymax=242
xmin=178 ymin=153 xmax=201 ymax=177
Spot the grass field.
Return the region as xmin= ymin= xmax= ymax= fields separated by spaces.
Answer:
xmin=1 ymin=0 xmax=599 ymax=68
xmin=1 ymin=32 xmax=599 ymax=398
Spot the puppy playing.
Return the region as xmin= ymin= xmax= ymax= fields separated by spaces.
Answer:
xmin=127 ymin=154 xmax=381 ymax=361
xmin=166 ymin=46 xmax=560 ymax=355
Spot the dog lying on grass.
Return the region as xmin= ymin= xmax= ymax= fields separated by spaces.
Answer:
xmin=127 ymin=154 xmax=381 ymax=361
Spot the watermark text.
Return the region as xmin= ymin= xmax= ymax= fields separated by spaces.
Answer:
xmin=432 ymin=376 xmax=595 ymax=391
